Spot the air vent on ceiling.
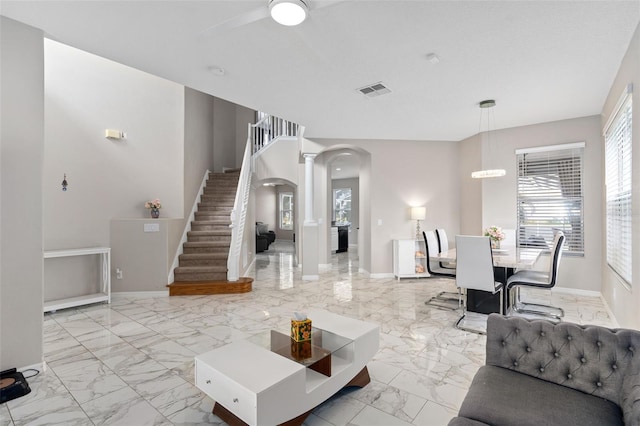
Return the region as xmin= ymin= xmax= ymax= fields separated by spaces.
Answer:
xmin=357 ymin=82 xmax=391 ymax=98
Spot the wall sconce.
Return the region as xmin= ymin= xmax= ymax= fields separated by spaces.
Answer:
xmin=105 ymin=129 xmax=126 ymax=139
xmin=61 ymin=173 xmax=68 ymax=191
xmin=410 ymin=206 xmax=426 ymax=239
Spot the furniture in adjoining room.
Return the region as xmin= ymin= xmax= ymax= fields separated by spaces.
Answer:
xmin=506 ymin=231 xmax=565 ymax=320
xmin=331 ymin=225 xmax=349 ymax=253
xmin=454 ymin=235 xmax=503 ymax=333
xmin=449 ymin=314 xmax=640 ymax=426
xmin=195 ymin=310 xmax=379 ymax=426
xmin=256 ymin=222 xmax=276 ymax=253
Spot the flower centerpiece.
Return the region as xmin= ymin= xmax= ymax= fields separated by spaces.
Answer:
xmin=484 ymin=225 xmax=505 ymax=249
xmin=144 ymin=198 xmax=162 ymax=218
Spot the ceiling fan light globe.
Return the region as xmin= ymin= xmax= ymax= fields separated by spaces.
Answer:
xmin=270 ymin=0 xmax=308 ymax=26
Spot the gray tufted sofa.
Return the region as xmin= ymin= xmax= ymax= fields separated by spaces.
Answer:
xmin=449 ymin=314 xmax=640 ymax=426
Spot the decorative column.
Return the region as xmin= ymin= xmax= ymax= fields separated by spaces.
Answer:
xmin=304 ymin=153 xmax=317 ymax=225
xmin=302 ymin=153 xmax=319 ymax=280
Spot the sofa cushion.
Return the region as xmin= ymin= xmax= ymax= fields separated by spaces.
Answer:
xmin=458 ymin=365 xmax=623 ymax=426
xmin=447 ymin=416 xmax=489 ymax=426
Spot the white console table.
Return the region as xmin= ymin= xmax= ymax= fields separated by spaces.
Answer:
xmin=43 ymin=247 xmax=111 ymax=313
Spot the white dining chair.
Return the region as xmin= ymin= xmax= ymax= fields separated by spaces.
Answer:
xmin=455 ymin=235 xmax=504 ymax=334
xmin=435 ymin=229 xmax=457 ymax=270
xmin=423 ymin=231 xmax=459 ymax=310
xmin=506 ymin=231 xmax=565 ymax=320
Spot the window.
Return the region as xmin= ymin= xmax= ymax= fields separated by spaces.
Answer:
xmin=605 ymin=85 xmax=632 ymax=285
xmin=516 ymin=143 xmax=584 ymax=255
xmin=279 ymin=192 xmax=293 ymax=230
xmin=333 ymin=188 xmax=352 ymax=225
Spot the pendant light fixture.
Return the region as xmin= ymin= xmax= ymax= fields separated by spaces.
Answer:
xmin=269 ymin=0 xmax=308 ymax=26
xmin=471 ymin=99 xmax=506 ymax=179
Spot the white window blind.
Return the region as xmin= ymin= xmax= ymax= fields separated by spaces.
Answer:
xmin=516 ymin=143 xmax=584 ymax=254
xmin=605 ymin=88 xmax=632 ymax=285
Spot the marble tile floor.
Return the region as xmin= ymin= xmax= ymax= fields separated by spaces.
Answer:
xmin=1 ymin=242 xmax=617 ymax=426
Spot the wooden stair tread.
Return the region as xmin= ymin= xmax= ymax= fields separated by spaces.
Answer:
xmin=167 ymin=277 xmax=253 ymax=295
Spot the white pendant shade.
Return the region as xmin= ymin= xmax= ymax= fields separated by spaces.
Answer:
xmin=270 ymin=0 xmax=308 ymax=26
xmin=471 ymin=169 xmax=506 ymax=179
xmin=471 ymin=99 xmax=505 ymax=179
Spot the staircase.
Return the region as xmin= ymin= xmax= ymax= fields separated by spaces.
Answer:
xmin=168 ymin=171 xmax=252 ymax=295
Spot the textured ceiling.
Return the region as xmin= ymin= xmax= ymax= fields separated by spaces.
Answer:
xmin=2 ymin=0 xmax=639 ymax=141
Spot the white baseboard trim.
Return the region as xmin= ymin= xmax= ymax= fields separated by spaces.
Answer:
xmin=552 ymin=287 xmax=601 ymax=297
xmin=112 ymin=291 xmax=169 ymax=298
xmin=19 ymin=362 xmax=44 ymax=375
xmin=302 ymin=275 xmax=319 ymax=281
xmin=369 ymin=273 xmax=394 ymax=279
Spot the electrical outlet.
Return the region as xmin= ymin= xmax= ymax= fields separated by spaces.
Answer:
xmin=116 ymin=268 xmax=123 ymax=280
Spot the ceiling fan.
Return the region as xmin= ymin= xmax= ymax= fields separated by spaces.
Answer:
xmin=200 ymin=0 xmax=342 ymax=38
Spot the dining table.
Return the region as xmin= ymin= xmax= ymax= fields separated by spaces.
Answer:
xmin=431 ymin=246 xmax=543 ymax=314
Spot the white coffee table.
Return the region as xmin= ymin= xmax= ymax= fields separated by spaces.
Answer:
xmin=195 ymin=309 xmax=379 ymax=425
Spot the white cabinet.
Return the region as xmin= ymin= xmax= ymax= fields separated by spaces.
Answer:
xmin=330 ymin=227 xmax=339 ymax=252
xmin=393 ymin=239 xmax=429 ymax=279
xmin=43 ymin=247 xmax=111 ymax=312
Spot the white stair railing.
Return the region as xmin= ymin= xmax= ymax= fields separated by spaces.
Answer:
xmin=227 ymin=131 xmax=253 ymax=281
xmin=251 ymin=113 xmax=298 ymax=155
xmin=228 ymin=114 xmax=300 ymax=280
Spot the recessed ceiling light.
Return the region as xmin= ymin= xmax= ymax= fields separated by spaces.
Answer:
xmin=425 ymin=53 xmax=440 ymax=64
xmin=336 ymin=168 xmax=341 ymax=171
xmin=269 ymin=0 xmax=308 ymax=26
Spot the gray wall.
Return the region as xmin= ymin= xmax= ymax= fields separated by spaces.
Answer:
xmin=462 ymin=116 xmax=604 ymax=293
xmin=1 ymin=17 xmax=45 ymax=370
xmin=601 ymin=22 xmax=640 ymax=329
xmin=111 ymin=219 xmax=182 ymax=292
xmin=184 ymin=87 xmax=215 ymax=223
xmin=213 ymin=97 xmax=237 ymax=172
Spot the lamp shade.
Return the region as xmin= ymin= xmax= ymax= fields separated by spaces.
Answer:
xmin=269 ymin=0 xmax=308 ymax=26
xmin=411 ymin=207 xmax=426 ymax=221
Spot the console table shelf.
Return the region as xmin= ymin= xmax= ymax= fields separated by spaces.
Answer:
xmin=43 ymin=247 xmax=111 ymax=313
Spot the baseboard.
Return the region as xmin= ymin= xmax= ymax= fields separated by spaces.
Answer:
xmin=302 ymin=275 xmax=319 ymax=281
xmin=111 ymin=291 xmax=169 ymax=298
xmin=552 ymin=286 xmax=601 ymax=297
xmin=19 ymin=361 xmax=44 ymax=375
xmin=369 ymin=273 xmax=394 ymax=279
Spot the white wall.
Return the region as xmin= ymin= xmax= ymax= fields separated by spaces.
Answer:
xmin=1 ymin=17 xmax=45 ymax=370
xmin=255 ymin=185 xmax=277 ymax=229
xmin=43 ymin=39 xmax=184 ymax=250
xmin=312 ymin=138 xmax=460 ymax=276
xmin=601 ymin=22 xmax=640 ymax=329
